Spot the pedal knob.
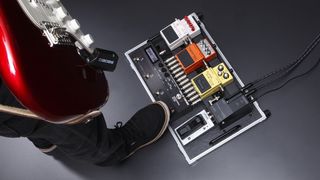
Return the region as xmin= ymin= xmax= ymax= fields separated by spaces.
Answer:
xmin=218 ymin=65 xmax=224 ymax=71
xmin=55 ymin=7 xmax=67 ymax=20
xmin=67 ymin=19 xmax=81 ymax=32
xmin=223 ymin=73 xmax=230 ymax=79
xmin=81 ymin=34 xmax=94 ymax=47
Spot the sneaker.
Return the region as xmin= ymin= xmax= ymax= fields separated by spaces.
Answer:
xmin=117 ymin=101 xmax=170 ymax=160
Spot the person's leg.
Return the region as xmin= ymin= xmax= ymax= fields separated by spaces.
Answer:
xmin=0 ymin=80 xmax=170 ymax=166
xmin=33 ymin=101 xmax=170 ymax=166
xmin=0 ymin=81 xmax=43 ymax=139
xmin=34 ymin=115 xmax=129 ymax=165
xmin=1 ymin=105 xmax=170 ymax=166
xmin=0 ymin=81 xmax=128 ymax=165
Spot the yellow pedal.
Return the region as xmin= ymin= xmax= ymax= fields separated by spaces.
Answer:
xmin=191 ymin=68 xmax=220 ymax=99
xmin=191 ymin=63 xmax=233 ymax=99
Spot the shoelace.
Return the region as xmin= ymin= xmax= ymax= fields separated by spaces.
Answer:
xmin=114 ymin=121 xmax=138 ymax=147
xmin=114 ymin=121 xmax=123 ymax=129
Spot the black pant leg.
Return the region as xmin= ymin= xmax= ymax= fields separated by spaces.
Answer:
xmin=33 ymin=115 xmax=128 ymax=166
xmin=0 ymin=81 xmax=128 ymax=166
xmin=0 ymin=81 xmax=41 ymax=138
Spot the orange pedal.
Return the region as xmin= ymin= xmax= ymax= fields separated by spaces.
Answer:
xmin=175 ymin=41 xmax=216 ymax=74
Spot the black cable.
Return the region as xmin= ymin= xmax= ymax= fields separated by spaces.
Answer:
xmin=254 ymin=57 xmax=320 ymax=100
xmin=253 ymin=33 xmax=320 ymax=90
xmin=249 ymin=31 xmax=320 ymax=86
xmin=226 ymin=31 xmax=320 ymax=100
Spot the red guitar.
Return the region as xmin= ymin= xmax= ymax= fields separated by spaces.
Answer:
xmin=0 ymin=0 xmax=118 ymax=124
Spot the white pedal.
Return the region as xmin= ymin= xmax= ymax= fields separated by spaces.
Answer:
xmin=175 ymin=110 xmax=214 ymax=145
xmin=160 ymin=15 xmax=201 ymax=51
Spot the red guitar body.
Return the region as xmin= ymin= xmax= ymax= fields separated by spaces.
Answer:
xmin=0 ymin=0 xmax=109 ymax=123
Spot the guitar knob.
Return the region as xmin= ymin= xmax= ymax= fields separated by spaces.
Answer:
xmin=29 ymin=1 xmax=38 ymax=7
xmin=81 ymin=34 xmax=94 ymax=47
xmin=67 ymin=19 xmax=81 ymax=32
xmin=54 ymin=7 xmax=67 ymax=20
xmin=46 ymin=0 xmax=58 ymax=5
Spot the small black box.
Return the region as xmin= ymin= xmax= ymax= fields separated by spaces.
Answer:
xmin=210 ymin=95 xmax=253 ymax=129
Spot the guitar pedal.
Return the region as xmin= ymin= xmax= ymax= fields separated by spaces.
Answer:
xmin=191 ymin=63 xmax=233 ymax=100
xmin=175 ymin=110 xmax=214 ymax=145
xmin=160 ymin=15 xmax=201 ymax=50
xmin=175 ymin=42 xmax=217 ymax=74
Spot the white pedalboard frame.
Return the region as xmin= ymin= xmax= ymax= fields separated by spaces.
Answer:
xmin=125 ymin=13 xmax=267 ymax=165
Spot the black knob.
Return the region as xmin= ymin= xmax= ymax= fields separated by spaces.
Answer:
xmin=161 ymin=68 xmax=167 ymax=72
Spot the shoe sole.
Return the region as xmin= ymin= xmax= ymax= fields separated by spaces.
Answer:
xmin=39 ymin=145 xmax=57 ymax=153
xmin=124 ymin=101 xmax=170 ymax=159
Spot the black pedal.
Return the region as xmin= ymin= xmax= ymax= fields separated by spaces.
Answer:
xmin=210 ymin=95 xmax=253 ymax=129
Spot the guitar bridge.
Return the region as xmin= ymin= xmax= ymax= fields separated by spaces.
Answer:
xmin=41 ymin=21 xmax=73 ymax=47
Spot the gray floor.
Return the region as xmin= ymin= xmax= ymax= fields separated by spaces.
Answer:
xmin=1 ymin=0 xmax=320 ymax=179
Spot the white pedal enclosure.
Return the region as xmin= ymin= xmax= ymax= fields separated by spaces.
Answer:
xmin=175 ymin=110 xmax=214 ymax=145
xmin=160 ymin=15 xmax=201 ymax=50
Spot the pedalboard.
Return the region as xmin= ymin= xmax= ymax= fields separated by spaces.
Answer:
xmin=126 ymin=13 xmax=267 ymax=164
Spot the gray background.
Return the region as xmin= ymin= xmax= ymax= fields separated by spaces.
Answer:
xmin=1 ymin=0 xmax=320 ymax=179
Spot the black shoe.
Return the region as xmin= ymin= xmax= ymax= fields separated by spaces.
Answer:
xmin=117 ymin=101 xmax=170 ymax=160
